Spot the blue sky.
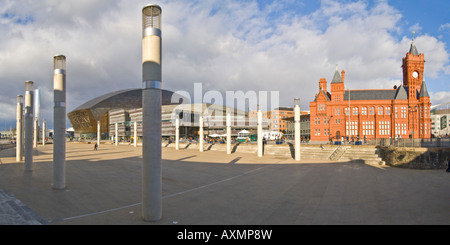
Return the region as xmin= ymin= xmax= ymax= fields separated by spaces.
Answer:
xmin=0 ymin=0 xmax=449 ymax=130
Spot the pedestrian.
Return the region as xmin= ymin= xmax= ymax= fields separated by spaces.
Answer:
xmin=446 ymin=158 xmax=450 ymax=173
xmin=94 ymin=143 xmax=98 ymax=151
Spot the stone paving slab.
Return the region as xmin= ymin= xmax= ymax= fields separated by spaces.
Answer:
xmin=0 ymin=142 xmax=449 ymax=225
xmin=0 ymin=188 xmax=48 ymax=225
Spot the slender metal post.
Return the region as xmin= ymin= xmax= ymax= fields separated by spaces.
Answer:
xmin=175 ymin=117 xmax=179 ymax=150
xmin=33 ymin=118 xmax=38 ymax=148
xmin=16 ymin=95 xmax=23 ymax=162
xmin=53 ymin=55 xmax=66 ymax=189
xmin=294 ymin=98 xmax=301 ymax=161
xmin=97 ymin=120 xmax=101 ymax=147
xmin=42 ymin=120 xmax=46 ymax=146
xmin=199 ymin=115 xmax=204 ymax=152
xmin=34 ymin=88 xmax=40 ymax=148
xmin=142 ymin=4 xmax=162 ymax=221
xmin=134 ymin=121 xmax=138 ymax=147
xmin=257 ymin=104 xmax=263 ymax=157
xmin=115 ymin=122 xmax=118 ymax=146
xmin=226 ymin=112 xmax=231 ymax=154
xmin=24 ymin=81 xmax=34 ymax=171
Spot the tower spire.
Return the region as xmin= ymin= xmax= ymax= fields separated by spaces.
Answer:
xmin=409 ymin=31 xmax=419 ymax=55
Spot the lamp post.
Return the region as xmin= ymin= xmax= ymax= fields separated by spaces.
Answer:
xmin=294 ymin=98 xmax=301 ymax=161
xmin=16 ymin=95 xmax=23 ymax=162
xmin=257 ymin=104 xmax=263 ymax=157
xmin=227 ymin=112 xmax=231 ymax=154
xmin=97 ymin=120 xmax=101 ymax=147
xmin=24 ymin=81 xmax=34 ymax=171
xmin=175 ymin=116 xmax=179 ymax=150
xmin=42 ymin=120 xmax=46 ymax=146
xmin=199 ymin=114 xmax=204 ymax=152
xmin=347 ymin=87 xmax=351 ymax=143
xmin=141 ymin=4 xmax=162 ymax=222
xmin=53 ymin=55 xmax=66 ymax=189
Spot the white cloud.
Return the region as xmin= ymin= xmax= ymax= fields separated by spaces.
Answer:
xmin=439 ymin=23 xmax=450 ymax=33
xmin=0 ymin=0 xmax=448 ymax=128
xmin=429 ymin=91 xmax=450 ymax=106
xmin=409 ymin=23 xmax=422 ymax=33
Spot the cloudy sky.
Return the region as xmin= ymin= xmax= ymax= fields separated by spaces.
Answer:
xmin=0 ymin=0 xmax=449 ymax=129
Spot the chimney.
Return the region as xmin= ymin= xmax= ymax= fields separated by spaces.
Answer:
xmin=341 ymin=70 xmax=345 ymax=83
xmin=319 ymin=78 xmax=327 ymax=91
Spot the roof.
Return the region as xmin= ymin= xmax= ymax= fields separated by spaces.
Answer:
xmin=419 ymin=81 xmax=430 ymax=98
xmin=394 ymin=85 xmax=408 ymax=100
xmin=73 ymin=89 xmax=180 ymax=112
xmin=331 ymin=70 xmax=343 ymax=84
xmin=339 ymin=86 xmax=414 ymax=101
xmin=409 ymin=40 xmax=419 ymax=55
xmin=343 ymin=89 xmax=397 ymax=101
xmin=68 ymin=88 xmax=186 ymax=133
xmin=314 ymin=90 xmax=331 ymax=101
xmin=274 ymin=107 xmax=294 ymax=111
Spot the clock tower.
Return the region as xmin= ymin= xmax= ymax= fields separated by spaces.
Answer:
xmin=402 ymin=32 xmax=425 ymax=101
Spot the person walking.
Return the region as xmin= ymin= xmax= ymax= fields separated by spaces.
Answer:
xmin=94 ymin=143 xmax=98 ymax=151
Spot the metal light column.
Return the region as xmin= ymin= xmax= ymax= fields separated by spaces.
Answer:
xmin=175 ymin=117 xmax=179 ymax=150
xmin=134 ymin=121 xmax=138 ymax=148
xmin=142 ymin=4 xmax=162 ymax=221
xmin=294 ymin=98 xmax=301 ymax=161
xmin=97 ymin=120 xmax=101 ymax=147
xmin=24 ymin=81 xmax=34 ymax=171
xmin=42 ymin=120 xmax=46 ymax=146
xmin=115 ymin=122 xmax=118 ymax=146
xmin=33 ymin=118 xmax=38 ymax=148
xmin=199 ymin=115 xmax=204 ymax=152
xmin=53 ymin=55 xmax=66 ymax=189
xmin=257 ymin=104 xmax=263 ymax=157
xmin=16 ymin=95 xmax=23 ymax=162
xmin=34 ymin=88 xmax=40 ymax=148
xmin=226 ymin=113 xmax=231 ymax=154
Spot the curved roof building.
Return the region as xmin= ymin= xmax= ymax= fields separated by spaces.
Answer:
xmin=68 ymin=89 xmax=183 ymax=134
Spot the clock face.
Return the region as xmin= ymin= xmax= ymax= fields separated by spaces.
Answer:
xmin=412 ymin=71 xmax=419 ymax=78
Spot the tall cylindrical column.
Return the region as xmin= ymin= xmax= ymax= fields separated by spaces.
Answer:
xmin=42 ymin=120 xmax=46 ymax=146
xmin=33 ymin=118 xmax=38 ymax=148
xmin=53 ymin=55 xmax=66 ymax=189
xmin=294 ymin=98 xmax=301 ymax=161
xmin=97 ymin=120 xmax=101 ymax=147
xmin=24 ymin=81 xmax=34 ymax=171
xmin=175 ymin=117 xmax=179 ymax=150
xmin=257 ymin=104 xmax=263 ymax=157
xmin=16 ymin=95 xmax=23 ymax=162
xmin=134 ymin=121 xmax=138 ymax=147
xmin=226 ymin=113 xmax=231 ymax=154
xmin=142 ymin=4 xmax=162 ymax=222
xmin=199 ymin=115 xmax=204 ymax=152
xmin=115 ymin=122 xmax=118 ymax=146
xmin=34 ymin=88 xmax=40 ymax=147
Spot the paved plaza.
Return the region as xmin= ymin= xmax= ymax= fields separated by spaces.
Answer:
xmin=0 ymin=142 xmax=449 ymax=225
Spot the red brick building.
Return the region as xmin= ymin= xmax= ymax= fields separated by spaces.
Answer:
xmin=310 ymin=37 xmax=431 ymax=142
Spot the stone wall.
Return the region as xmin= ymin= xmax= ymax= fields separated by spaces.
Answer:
xmin=378 ymin=146 xmax=450 ymax=169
